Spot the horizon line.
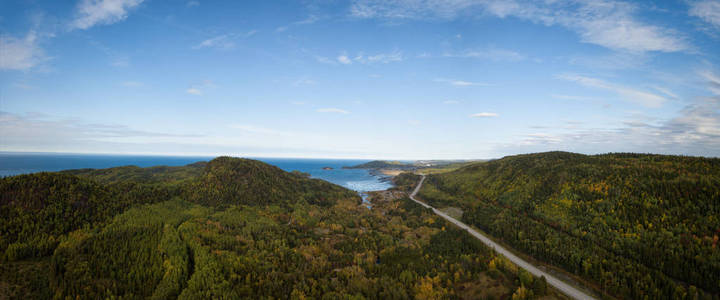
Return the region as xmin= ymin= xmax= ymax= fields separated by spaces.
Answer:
xmin=0 ymin=150 xmax=498 ymax=161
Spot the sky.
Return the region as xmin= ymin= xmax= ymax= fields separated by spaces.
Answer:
xmin=1 ymin=0 xmax=720 ymax=159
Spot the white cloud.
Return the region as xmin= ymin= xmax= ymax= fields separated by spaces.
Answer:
xmin=355 ymin=50 xmax=404 ymax=64
xmin=0 ymin=31 xmax=47 ymax=71
xmin=443 ymin=100 xmax=460 ymax=104
xmin=185 ymin=81 xmax=216 ymax=96
xmin=497 ymin=97 xmax=720 ymax=157
xmin=470 ymin=112 xmax=499 ymax=118
xmin=651 ymin=85 xmax=679 ymax=99
xmin=295 ymin=15 xmax=320 ymax=25
xmin=0 ymin=111 xmax=200 ymax=153
xmin=71 ymin=0 xmax=144 ymax=30
xmin=193 ymin=31 xmax=256 ymax=50
xmin=321 ymin=50 xmax=404 ymax=65
xmin=293 ymin=78 xmax=316 ymax=86
xmin=435 ymin=78 xmax=490 ymax=86
xmin=445 ymin=48 xmax=526 ymax=62
xmin=350 ymin=0 xmax=687 ymax=53
xmin=317 ymin=108 xmax=350 ymax=114
xmin=194 ymin=35 xmax=234 ymax=50
xmin=699 ymin=70 xmax=720 ymax=95
xmin=689 ymin=1 xmax=720 ymax=28
xmin=186 ymin=1 xmax=199 ymax=8
xmin=571 ymin=4 xmax=687 ymax=53
xmin=337 ymin=54 xmax=352 ymax=64
xmin=559 ymin=74 xmax=667 ymax=107
xmin=275 ymin=15 xmax=320 ymax=33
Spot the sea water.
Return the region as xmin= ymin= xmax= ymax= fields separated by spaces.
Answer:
xmin=0 ymin=152 xmax=392 ymax=193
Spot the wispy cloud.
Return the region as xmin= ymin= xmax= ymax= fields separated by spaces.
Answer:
xmin=354 ymin=50 xmax=404 ymax=64
xmin=317 ymin=50 xmax=404 ymax=65
xmin=0 ymin=31 xmax=48 ymax=71
xmin=470 ymin=112 xmax=499 ymax=118
xmin=689 ymin=1 xmax=720 ymax=28
xmin=558 ymin=74 xmax=667 ymax=108
xmin=186 ymin=80 xmax=216 ymax=96
xmin=293 ymin=78 xmax=316 ymax=86
xmin=317 ymin=108 xmax=350 ymax=114
xmin=497 ymin=71 xmax=720 ymax=157
xmin=0 ymin=111 xmax=201 ymax=152
xmin=499 ymin=99 xmax=720 ymax=157
xmin=699 ymin=70 xmax=720 ymax=95
xmin=443 ymin=100 xmax=460 ymax=104
xmin=337 ymin=53 xmax=352 ymax=64
xmin=276 ymin=15 xmax=320 ymax=32
xmin=186 ymin=1 xmax=199 ymax=8
xmin=444 ymin=48 xmax=526 ymax=62
xmin=295 ymin=15 xmax=320 ymax=25
xmin=70 ymin=0 xmax=144 ymax=30
xmin=350 ymin=0 xmax=688 ymax=53
xmin=193 ymin=30 xmax=257 ymax=50
xmin=435 ymin=78 xmax=490 ymax=87
xmin=651 ymin=85 xmax=679 ymax=99
xmin=186 ymin=88 xmax=202 ymax=95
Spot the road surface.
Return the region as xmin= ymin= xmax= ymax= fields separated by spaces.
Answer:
xmin=409 ymin=175 xmax=596 ymax=300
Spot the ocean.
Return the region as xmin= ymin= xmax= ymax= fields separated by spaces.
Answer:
xmin=0 ymin=152 xmax=393 ymax=193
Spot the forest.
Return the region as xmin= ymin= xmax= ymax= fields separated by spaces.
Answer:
xmin=417 ymin=151 xmax=720 ymax=300
xmin=1 ymin=157 xmax=557 ymax=299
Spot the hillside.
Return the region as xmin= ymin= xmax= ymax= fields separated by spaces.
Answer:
xmin=0 ymin=157 xmax=557 ymax=299
xmin=61 ymin=161 xmax=207 ymax=184
xmin=418 ymin=151 xmax=720 ymax=299
xmin=343 ymin=160 xmax=414 ymax=170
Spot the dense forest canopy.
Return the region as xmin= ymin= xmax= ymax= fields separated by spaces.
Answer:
xmin=418 ymin=151 xmax=720 ymax=300
xmin=1 ymin=156 xmax=554 ymax=299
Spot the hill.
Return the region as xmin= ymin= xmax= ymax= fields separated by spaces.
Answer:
xmin=343 ymin=160 xmax=414 ymax=170
xmin=418 ymin=151 xmax=720 ymax=299
xmin=1 ymin=156 xmax=556 ymax=299
xmin=61 ymin=161 xmax=207 ymax=184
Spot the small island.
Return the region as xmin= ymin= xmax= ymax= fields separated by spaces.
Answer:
xmin=321 ymin=166 xmax=333 ymax=170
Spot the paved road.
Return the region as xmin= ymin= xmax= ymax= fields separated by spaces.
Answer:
xmin=409 ymin=175 xmax=596 ymax=300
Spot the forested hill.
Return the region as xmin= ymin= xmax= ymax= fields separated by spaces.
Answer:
xmin=0 ymin=157 xmax=356 ymax=258
xmin=1 ymin=156 xmax=558 ymax=299
xmin=184 ymin=157 xmax=356 ymax=207
xmin=343 ymin=160 xmax=413 ymax=169
xmin=419 ymin=151 xmax=720 ymax=299
xmin=61 ymin=161 xmax=207 ymax=184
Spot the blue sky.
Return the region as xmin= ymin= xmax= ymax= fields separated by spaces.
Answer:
xmin=1 ymin=0 xmax=719 ymax=159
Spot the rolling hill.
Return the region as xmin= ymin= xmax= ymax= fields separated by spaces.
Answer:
xmin=1 ymin=157 xmax=556 ymax=299
xmin=418 ymin=151 xmax=720 ymax=299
